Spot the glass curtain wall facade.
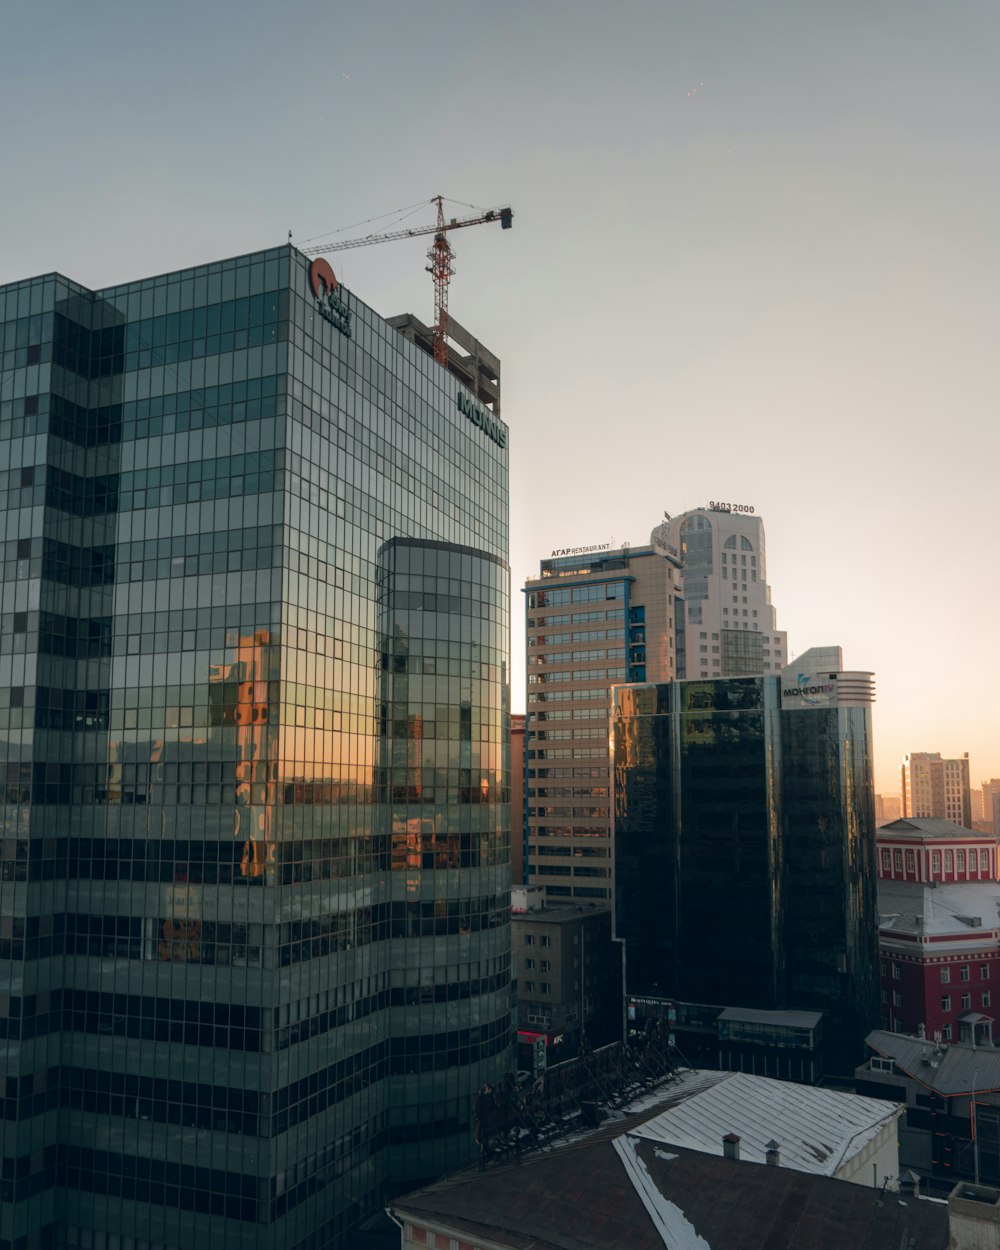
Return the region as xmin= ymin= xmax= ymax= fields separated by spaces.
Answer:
xmin=376 ymin=537 xmax=510 ymax=1185
xmin=0 ymin=246 xmax=512 ymax=1250
xmin=613 ymin=677 xmax=878 ymax=1073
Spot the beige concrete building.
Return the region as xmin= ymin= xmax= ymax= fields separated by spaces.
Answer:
xmin=524 ymin=538 xmax=682 ymax=900
xmin=983 ymin=779 xmax=1000 ymax=836
xmin=902 ymin=752 xmax=972 ymax=827
xmin=877 ymin=793 xmax=903 ymax=824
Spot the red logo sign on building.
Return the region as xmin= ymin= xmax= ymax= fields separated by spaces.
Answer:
xmin=308 ymin=257 xmax=351 ymax=337
xmin=309 ymin=257 xmax=339 ymax=300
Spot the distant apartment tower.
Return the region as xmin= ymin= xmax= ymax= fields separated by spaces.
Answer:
xmin=902 ymin=752 xmax=972 ymax=827
xmin=523 ymin=530 xmax=683 ymax=900
xmin=983 ymin=780 xmax=1000 ymax=836
xmin=665 ymin=506 xmax=787 ymax=679
xmin=876 ymin=794 xmax=903 ymax=825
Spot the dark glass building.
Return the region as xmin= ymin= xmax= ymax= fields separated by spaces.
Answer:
xmin=613 ymin=655 xmax=879 ymax=1075
xmin=0 ymin=247 xmax=512 ymax=1250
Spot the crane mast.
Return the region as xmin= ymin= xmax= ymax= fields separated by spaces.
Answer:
xmin=301 ymin=196 xmax=513 ymax=366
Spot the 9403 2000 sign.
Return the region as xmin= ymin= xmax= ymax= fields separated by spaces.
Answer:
xmin=708 ymin=501 xmax=754 ymax=514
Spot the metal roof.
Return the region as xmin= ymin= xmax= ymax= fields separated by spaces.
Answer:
xmin=392 ymin=1135 xmax=948 ymax=1250
xmin=878 ymin=878 xmax=1000 ymax=937
xmin=629 ymin=1071 xmax=900 ymax=1176
xmin=879 ymin=817 xmax=987 ymax=839
xmin=866 ymin=1028 xmax=1000 ymax=1095
xmin=717 ymin=1006 xmax=823 ymax=1029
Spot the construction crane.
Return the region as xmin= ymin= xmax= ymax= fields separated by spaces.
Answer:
xmin=301 ymin=196 xmax=513 ymax=365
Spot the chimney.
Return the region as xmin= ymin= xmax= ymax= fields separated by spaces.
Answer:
xmin=722 ymin=1133 xmax=740 ymax=1162
xmin=765 ymin=1140 xmax=780 ymax=1167
xmin=948 ymin=1182 xmax=1000 ymax=1246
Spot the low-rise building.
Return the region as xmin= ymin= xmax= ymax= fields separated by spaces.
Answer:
xmin=511 ymin=890 xmax=620 ymax=1067
xmin=858 ymin=1030 xmax=1000 ymax=1191
xmin=633 ymin=1068 xmax=902 ymax=1188
xmin=878 ymin=878 xmax=1000 ymax=1043
xmin=390 ymin=1113 xmax=948 ymax=1250
xmin=877 ymin=818 xmax=998 ymax=884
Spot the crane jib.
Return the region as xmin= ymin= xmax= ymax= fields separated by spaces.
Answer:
xmin=457 ymin=391 xmax=506 ymax=449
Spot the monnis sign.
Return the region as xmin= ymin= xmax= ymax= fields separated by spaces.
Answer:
xmin=309 ymin=258 xmax=352 ymax=338
xmin=457 ymin=391 xmax=506 ymax=449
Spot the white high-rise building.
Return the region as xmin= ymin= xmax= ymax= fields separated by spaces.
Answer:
xmin=665 ymin=506 xmax=787 ymax=678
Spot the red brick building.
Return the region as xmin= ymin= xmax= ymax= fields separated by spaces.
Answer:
xmin=877 ymin=817 xmax=998 ymax=884
xmin=879 ymin=884 xmax=1000 ymax=1044
xmin=877 ymin=817 xmax=1000 ymax=1045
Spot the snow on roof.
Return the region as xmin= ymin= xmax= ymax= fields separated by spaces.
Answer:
xmin=617 ymin=1067 xmax=730 ymax=1117
xmin=628 ymin=1070 xmax=900 ymax=1177
xmin=615 ymin=1135 xmax=714 ymax=1250
xmin=866 ymin=1029 xmax=1000 ymax=1096
xmin=878 ymin=878 xmax=1000 ymax=937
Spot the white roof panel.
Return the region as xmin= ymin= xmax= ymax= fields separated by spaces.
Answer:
xmin=630 ymin=1070 xmax=900 ymax=1176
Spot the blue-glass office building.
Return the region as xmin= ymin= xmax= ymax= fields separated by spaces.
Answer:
xmin=0 ymin=247 xmax=512 ymax=1250
xmin=613 ymin=661 xmax=879 ymax=1075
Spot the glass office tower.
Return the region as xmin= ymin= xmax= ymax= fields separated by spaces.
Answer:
xmin=0 ymin=247 xmax=512 ymax=1250
xmin=613 ymin=666 xmax=878 ymax=1074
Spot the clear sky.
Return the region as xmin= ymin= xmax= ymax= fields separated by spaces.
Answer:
xmin=3 ymin=0 xmax=998 ymax=797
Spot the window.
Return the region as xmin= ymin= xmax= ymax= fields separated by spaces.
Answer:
xmin=892 ymin=964 xmax=901 ymax=979
xmin=523 ymin=981 xmax=534 ymax=992
xmin=982 ymin=850 xmax=990 ymax=870
xmin=523 ymin=934 xmax=534 ymax=946
xmin=892 ymin=992 xmax=902 ymax=1007
xmin=943 ymin=1024 xmax=953 ymax=1040
xmin=540 ymin=982 xmax=551 ymax=994
xmin=932 ymin=851 xmax=942 ymax=875
xmin=881 ymin=850 xmax=891 ymax=871
xmin=906 ymin=850 xmax=915 ymax=872
xmin=894 ymin=850 xmax=903 ymax=871
xmin=540 ymin=936 xmax=551 ymax=948
xmin=945 ymin=851 xmax=954 ymax=872
xmin=880 ymin=959 xmax=888 ymax=975
xmin=983 ymin=992 xmax=992 ymax=1008
xmin=540 ymin=960 xmax=551 ymax=972
xmin=881 ymin=989 xmax=888 ymax=1003
xmin=941 ymin=967 xmax=951 ymax=983
xmin=941 ymin=996 xmax=951 ymax=1011
xmin=958 ymin=850 xmax=966 ymax=871
xmin=524 ymin=959 xmax=534 ymax=970
xmin=961 ymin=966 xmax=971 ymax=981
xmin=962 ymin=993 xmax=972 ymax=1009
xmin=982 ymin=965 xmax=991 ymax=980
